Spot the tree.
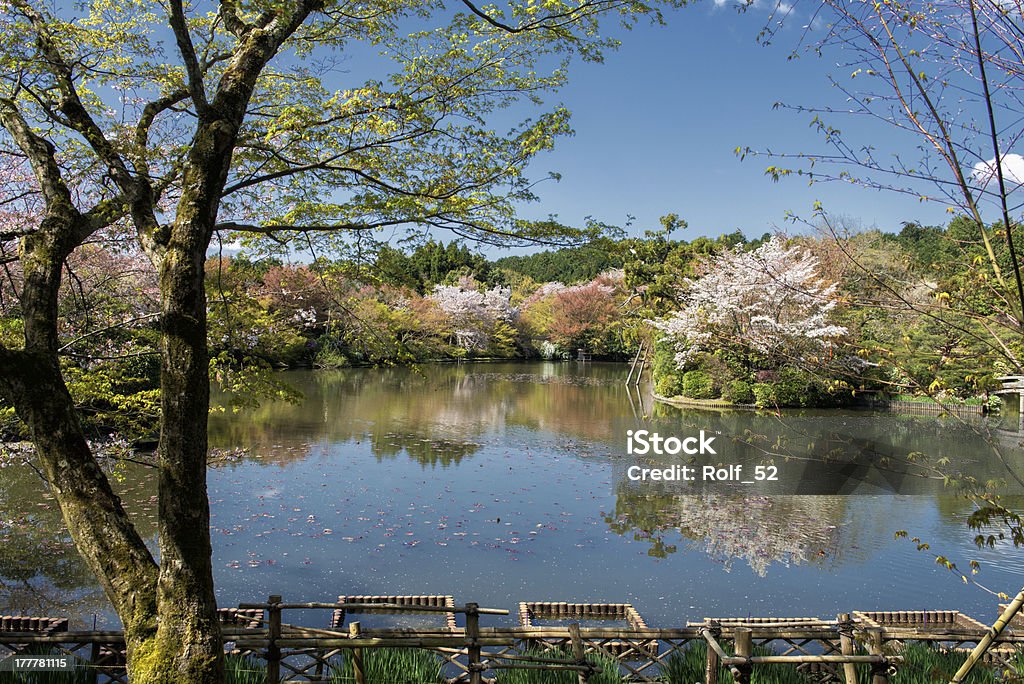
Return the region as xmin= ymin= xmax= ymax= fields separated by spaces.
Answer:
xmin=751 ymin=0 xmax=1024 ymax=592
xmin=651 ymin=236 xmax=847 ymax=371
xmin=750 ymin=0 xmax=1024 ymax=373
xmin=0 ymin=0 xmax=683 ymax=680
xmin=429 ymin=277 xmax=516 ymax=351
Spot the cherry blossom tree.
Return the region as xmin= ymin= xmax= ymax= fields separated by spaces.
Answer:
xmin=429 ymin=277 xmax=517 ymax=351
xmin=652 ymin=236 xmax=847 ymax=371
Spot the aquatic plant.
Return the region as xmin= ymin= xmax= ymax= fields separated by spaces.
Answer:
xmin=855 ymin=641 xmax=1004 ymax=684
xmin=0 ymin=645 xmax=90 ymax=684
xmin=224 ymin=653 xmax=267 ymax=684
xmin=660 ymin=639 xmax=1022 ymax=684
xmin=329 ymin=647 xmax=445 ymax=683
xmin=659 ymin=641 xmax=812 ymax=684
xmin=494 ymin=646 xmax=624 ymax=683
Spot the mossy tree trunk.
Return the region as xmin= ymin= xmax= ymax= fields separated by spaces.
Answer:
xmin=0 ymin=3 xmax=319 ymax=681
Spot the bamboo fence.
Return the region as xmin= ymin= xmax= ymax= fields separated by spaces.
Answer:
xmin=3 ymin=602 xmax=1024 ymax=683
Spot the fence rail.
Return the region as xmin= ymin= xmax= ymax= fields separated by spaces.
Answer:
xmin=3 ymin=601 xmax=1023 ymax=683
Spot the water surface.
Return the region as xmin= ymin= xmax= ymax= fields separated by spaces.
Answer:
xmin=3 ymin=362 xmax=1024 ymax=629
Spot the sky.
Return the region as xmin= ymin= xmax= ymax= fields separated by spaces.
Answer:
xmin=502 ymin=0 xmax=956 ymax=245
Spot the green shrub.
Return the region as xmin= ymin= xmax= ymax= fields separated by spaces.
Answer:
xmin=751 ymin=368 xmax=830 ymax=408
xmin=651 ymin=340 xmax=685 ymax=397
xmin=682 ymin=370 xmax=717 ymax=399
xmin=723 ymin=379 xmax=754 ymax=404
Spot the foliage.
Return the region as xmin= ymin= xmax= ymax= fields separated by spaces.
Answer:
xmin=651 ymin=339 xmax=685 ymax=396
xmin=653 ymin=236 xmax=846 ymax=369
xmin=494 ymin=237 xmax=624 ymax=284
xmin=329 ymin=647 xmax=445 ymax=684
xmin=682 ymin=370 xmax=717 ymax=400
xmin=722 ymin=379 xmax=754 ymax=405
xmin=223 ymin=654 xmax=267 ymax=684
xmin=493 ymin=647 xmax=623 ymax=684
xmin=650 ymin=236 xmax=850 ymax=407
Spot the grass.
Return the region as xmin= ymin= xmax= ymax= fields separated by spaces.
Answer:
xmin=494 ymin=646 xmax=624 ymax=684
xmin=329 ymin=647 xmax=445 ymax=684
xmin=224 ymin=653 xmax=267 ymax=684
xmin=854 ymin=642 xmax=1011 ymax=684
xmin=0 ymin=645 xmax=91 ymax=684
xmin=660 ymin=640 xmax=1024 ymax=684
xmin=660 ymin=641 xmax=812 ymax=684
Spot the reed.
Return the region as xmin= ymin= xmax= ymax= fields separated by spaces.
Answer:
xmin=328 ymin=646 xmax=445 ymax=683
xmin=661 ymin=641 xmax=812 ymax=684
xmin=494 ymin=647 xmax=623 ymax=684
xmin=855 ymin=642 xmax=1008 ymax=684
xmin=223 ymin=653 xmax=267 ymax=684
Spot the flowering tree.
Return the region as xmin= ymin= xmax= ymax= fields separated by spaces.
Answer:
xmin=653 ymin=237 xmax=847 ymax=370
xmin=429 ymin=277 xmax=516 ymax=351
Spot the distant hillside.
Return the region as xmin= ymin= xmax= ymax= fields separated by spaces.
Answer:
xmin=493 ymin=240 xmax=624 ymax=284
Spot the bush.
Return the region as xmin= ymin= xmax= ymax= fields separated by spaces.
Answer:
xmin=723 ymin=379 xmax=754 ymax=404
xmin=682 ymin=370 xmax=717 ymax=399
xmin=652 ymin=341 xmax=685 ymax=396
xmin=750 ymin=368 xmax=856 ymax=409
xmin=752 ymin=368 xmax=819 ymax=408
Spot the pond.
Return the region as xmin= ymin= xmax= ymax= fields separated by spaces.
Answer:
xmin=3 ymin=361 xmax=1024 ymax=630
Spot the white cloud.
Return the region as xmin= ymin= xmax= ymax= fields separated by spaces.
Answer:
xmin=972 ymin=153 xmax=1024 ymax=189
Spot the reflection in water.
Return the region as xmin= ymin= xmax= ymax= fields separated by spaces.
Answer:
xmin=0 ymin=456 xmax=157 ymax=623
xmin=605 ymin=489 xmax=845 ymax=576
xmin=4 ymin=362 xmax=1024 ymax=627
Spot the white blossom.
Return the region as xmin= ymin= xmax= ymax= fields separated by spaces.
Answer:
xmin=652 ymin=236 xmax=846 ymax=367
xmin=429 ymin=279 xmax=517 ymax=350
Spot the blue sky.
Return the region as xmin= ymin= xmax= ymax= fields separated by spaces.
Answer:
xmin=509 ymin=1 xmax=954 ymax=243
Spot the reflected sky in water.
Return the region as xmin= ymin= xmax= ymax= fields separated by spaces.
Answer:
xmin=4 ymin=362 xmax=1024 ymax=629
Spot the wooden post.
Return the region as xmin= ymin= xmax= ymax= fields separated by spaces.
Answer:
xmin=466 ymin=602 xmax=482 ymax=684
xmin=267 ymin=595 xmax=281 ymax=684
xmin=838 ymin=613 xmax=858 ymax=684
xmin=349 ymin=621 xmax=365 ymax=684
xmin=951 ymin=586 xmax=1024 ymax=683
xmin=869 ymin=630 xmax=888 ymax=684
xmin=89 ymin=642 xmax=101 ymax=684
xmin=705 ymin=624 xmax=720 ymax=684
xmin=734 ymin=628 xmax=753 ymax=684
xmin=569 ymin=622 xmax=588 ymax=684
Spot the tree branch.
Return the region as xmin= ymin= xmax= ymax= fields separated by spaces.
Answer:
xmin=168 ymin=0 xmax=210 ymax=115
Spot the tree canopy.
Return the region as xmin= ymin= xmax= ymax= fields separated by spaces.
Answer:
xmin=0 ymin=0 xmax=684 ymax=681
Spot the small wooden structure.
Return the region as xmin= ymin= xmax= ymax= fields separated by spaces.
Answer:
xmin=519 ymin=602 xmax=657 ymax=659
xmin=219 ymin=607 xmax=265 ymax=629
xmin=331 ymin=595 xmax=459 ymax=631
xmin=853 ymin=609 xmax=988 ymax=631
xmin=0 ymin=615 xmax=69 ymax=634
xmin=576 ymin=349 xmax=592 ymax=362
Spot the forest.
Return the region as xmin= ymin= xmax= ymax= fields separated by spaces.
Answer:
xmin=1 ymin=216 xmax=1015 ymax=444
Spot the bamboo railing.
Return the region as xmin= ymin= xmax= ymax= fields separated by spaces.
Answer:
xmin=3 ymin=602 xmax=1024 ymax=683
